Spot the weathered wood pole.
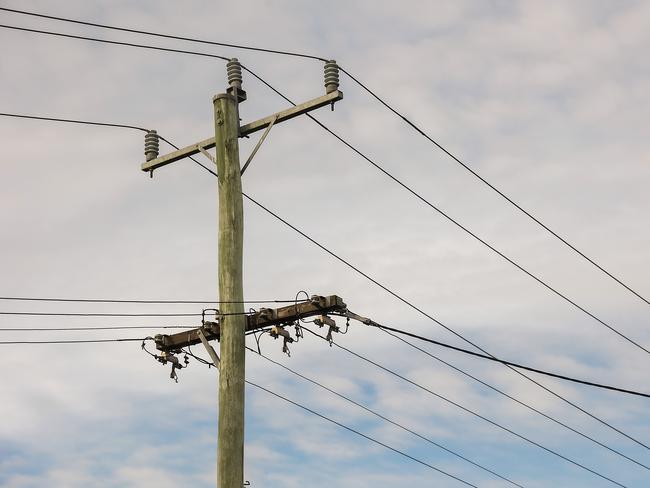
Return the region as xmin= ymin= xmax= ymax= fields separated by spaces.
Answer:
xmin=214 ymin=91 xmax=246 ymax=488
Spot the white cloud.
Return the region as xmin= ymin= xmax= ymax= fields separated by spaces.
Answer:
xmin=1 ymin=1 xmax=649 ymax=487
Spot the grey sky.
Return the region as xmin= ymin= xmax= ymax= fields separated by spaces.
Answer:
xmin=1 ymin=1 xmax=649 ymax=487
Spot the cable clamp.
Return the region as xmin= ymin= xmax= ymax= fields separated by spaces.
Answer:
xmin=342 ymin=310 xmax=372 ymax=325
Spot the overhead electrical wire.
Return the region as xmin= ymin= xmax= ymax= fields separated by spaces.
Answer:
xmin=0 ymin=338 xmax=144 ymax=344
xmin=371 ymin=327 xmax=650 ymax=469
xmin=0 ymin=7 xmax=327 ymax=62
xmin=1 ymin=13 xmax=644 ymax=482
xmin=0 ymin=24 xmax=230 ymax=62
xmin=300 ymin=327 xmax=628 ymax=488
xmin=180 ymin=346 xmax=480 ymax=487
xmin=0 ymin=295 xmax=297 ymax=304
xmin=349 ymin=318 xmax=650 ymax=399
xmin=337 ymin=66 xmax=650 ymax=308
xmin=0 ymin=112 xmax=148 ymax=132
xmin=302 ymin=109 xmax=650 ymax=354
xmin=6 ymin=106 xmax=650 ymax=452
xmin=0 ymin=311 xmax=251 ymax=317
xmin=0 ymin=311 xmax=203 ymax=317
xmin=1 ymin=21 xmax=645 ymax=354
xmin=240 ymin=192 xmax=648 ymax=449
xmin=249 ymin=348 xmax=525 ymax=487
xmin=0 ymin=325 xmax=195 ymax=331
xmin=246 ymin=380 xmax=480 ymax=488
xmin=3 ymin=7 xmax=646 ymax=309
xmin=4 ymin=110 xmax=644 ymax=451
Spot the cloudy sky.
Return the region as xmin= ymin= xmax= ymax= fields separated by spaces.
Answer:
xmin=1 ymin=1 xmax=649 ymax=487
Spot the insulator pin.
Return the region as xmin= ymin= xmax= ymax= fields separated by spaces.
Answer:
xmin=226 ymin=58 xmax=247 ymax=102
xmin=144 ymin=130 xmax=159 ymax=162
xmin=324 ymin=60 xmax=339 ymax=93
xmin=227 ymin=58 xmax=243 ymax=88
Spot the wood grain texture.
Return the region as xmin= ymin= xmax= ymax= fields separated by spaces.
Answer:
xmin=214 ymin=93 xmax=246 ymax=488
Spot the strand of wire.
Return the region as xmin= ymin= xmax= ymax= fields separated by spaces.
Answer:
xmin=247 ymin=380 xmax=480 ymax=488
xmin=306 ymin=112 xmax=648 ymax=354
xmin=4 ymin=330 xmax=261 ymax=345
xmin=0 ymin=24 xmax=231 ymax=62
xmin=5 ymin=12 xmax=643 ymax=356
xmin=239 ymin=191 xmax=648 ymax=449
xmin=0 ymin=338 xmax=144 ymax=344
xmin=0 ymin=294 xmax=297 ymax=304
xmin=211 ymin=66 xmax=650 ymax=447
xmin=0 ymin=112 xmax=148 ymax=131
xmin=0 ymin=325 xmax=195 ymax=331
xmin=0 ymin=311 xmax=249 ymax=317
xmin=2 ymin=12 xmax=633 ymax=461
xmin=178 ymin=346 xmax=479 ymax=488
xmin=373 ymin=328 xmax=650 ymax=469
xmin=345 ymin=317 xmax=650 ymax=399
xmin=248 ymin=347 xmax=525 ymax=487
xmin=6 ymin=7 xmax=646 ymax=307
xmin=232 ymin=60 xmax=650 ymax=366
xmin=4 ymin=110 xmax=643 ymax=450
xmin=2 ymin=46 xmax=643 ymax=447
xmin=0 ymin=7 xmax=327 ymax=61
xmin=3 ymin=19 xmax=646 ymax=469
xmin=185 ymin=127 xmax=650 ymax=451
xmin=300 ymin=326 xmax=627 ymax=488
xmin=337 ymin=67 xmax=650 ymax=308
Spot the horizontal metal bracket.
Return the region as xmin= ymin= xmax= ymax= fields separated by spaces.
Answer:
xmin=141 ymin=90 xmax=343 ymax=173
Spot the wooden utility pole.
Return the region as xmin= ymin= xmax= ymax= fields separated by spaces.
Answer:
xmin=213 ymin=90 xmax=246 ymax=488
xmin=141 ymin=58 xmax=344 ymax=488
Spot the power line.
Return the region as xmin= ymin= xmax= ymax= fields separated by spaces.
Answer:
xmin=0 ymin=7 xmax=327 ymax=62
xmin=0 ymin=112 xmax=148 ymax=131
xmin=375 ymin=328 xmax=650 ymax=469
xmin=0 ymin=338 xmax=143 ymax=344
xmin=306 ymin=110 xmax=649 ymax=354
xmin=249 ymin=348 xmax=525 ymax=487
xmin=0 ymin=295 xmax=297 ymax=304
xmin=180 ymin=345 xmax=480 ymax=487
xmin=153 ymin=134 xmax=650 ymax=451
xmin=0 ymin=24 xmax=230 ymax=61
xmin=6 ymin=6 xmax=645 ymax=308
xmin=353 ymin=319 xmax=650 ymax=399
xmin=301 ymin=327 xmax=628 ymax=488
xmin=240 ymin=192 xmax=648 ymax=449
xmin=337 ymin=67 xmax=650 ymax=308
xmin=246 ymin=381 xmax=480 ymax=488
xmin=3 ymin=110 xmax=643 ymax=450
xmin=0 ymin=311 xmax=252 ymax=317
xmin=0 ymin=311 xmax=203 ymax=317
xmin=0 ymin=325 xmax=195 ymax=331
xmin=3 ymin=16 xmax=644 ymax=356
xmin=2 ymin=14 xmax=640 ymax=468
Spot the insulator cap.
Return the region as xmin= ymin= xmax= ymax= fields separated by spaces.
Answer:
xmin=144 ymin=130 xmax=159 ymax=162
xmin=227 ymin=58 xmax=243 ymax=88
xmin=324 ymin=60 xmax=339 ymax=93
